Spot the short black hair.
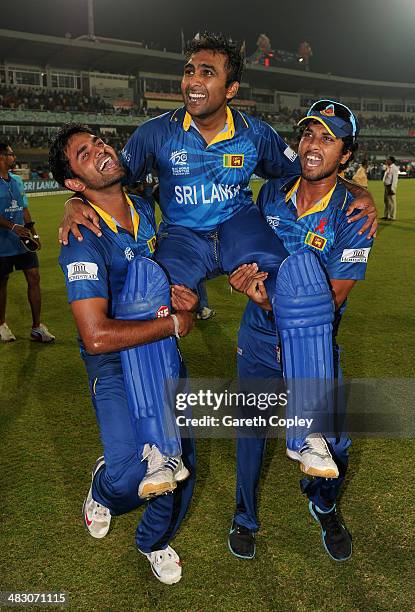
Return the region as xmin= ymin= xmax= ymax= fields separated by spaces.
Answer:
xmin=49 ymin=123 xmax=92 ymax=187
xmin=388 ymin=155 xmax=396 ymax=164
xmin=185 ymin=31 xmax=245 ymax=86
xmin=340 ymin=136 xmax=358 ymax=172
xmin=0 ymin=142 xmax=11 ymax=154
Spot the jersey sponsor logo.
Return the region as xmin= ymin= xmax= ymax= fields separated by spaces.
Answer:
xmin=67 ymin=261 xmax=99 ymax=282
xmin=147 ymin=235 xmax=156 ymax=254
xmin=266 ymin=215 xmax=280 ymax=229
xmin=340 ymin=247 xmax=371 ymax=263
xmin=314 ymin=217 xmax=328 ymax=235
xmin=124 ymin=247 xmax=135 ymax=261
xmin=305 ymin=231 xmax=327 ymax=251
xmin=156 ymin=305 xmax=170 ymax=318
xmin=223 ymin=154 xmax=244 ymax=168
xmin=284 ymin=146 xmax=297 ymax=162
xmin=170 ymin=149 xmax=190 ymax=176
xmin=4 ymin=200 xmax=21 ymax=214
xmin=174 ymin=183 xmax=241 ymax=205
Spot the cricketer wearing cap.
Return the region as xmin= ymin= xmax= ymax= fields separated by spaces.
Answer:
xmin=50 ymin=124 xmax=195 ymax=585
xmin=228 ymin=100 xmax=374 ymax=562
xmin=60 ymin=33 xmax=376 ymax=301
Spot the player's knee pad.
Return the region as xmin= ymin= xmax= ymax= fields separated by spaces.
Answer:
xmin=272 ymin=251 xmax=336 ymax=451
xmin=115 ymin=256 xmax=181 ymax=457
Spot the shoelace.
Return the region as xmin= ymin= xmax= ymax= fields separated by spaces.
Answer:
xmin=147 ymin=447 xmax=178 ymax=474
xmin=93 ymin=503 xmax=110 ymax=522
xmin=320 ymin=511 xmax=344 ymax=542
xmin=235 ymin=523 xmax=251 ymax=536
xmin=300 ymin=436 xmax=330 ymax=459
xmin=154 ymin=549 xmax=175 ymax=565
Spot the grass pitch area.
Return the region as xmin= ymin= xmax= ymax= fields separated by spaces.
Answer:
xmin=0 ymin=181 xmax=414 ymax=611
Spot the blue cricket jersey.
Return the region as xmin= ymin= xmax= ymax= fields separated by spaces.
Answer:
xmin=241 ymin=175 xmax=374 ymax=343
xmin=59 ymin=193 xmax=157 ymax=377
xmin=0 ymin=172 xmax=28 ymax=257
xmin=121 ymin=106 xmax=300 ymax=232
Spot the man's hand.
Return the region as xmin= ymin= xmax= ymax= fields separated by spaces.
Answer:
xmin=12 ymin=224 xmax=31 ymax=239
xmin=229 ymin=264 xmax=272 ymax=310
xmin=171 ymin=285 xmax=199 ymax=312
xmin=229 ymin=263 xmax=268 ymax=293
xmin=174 ymin=310 xmax=194 ymax=337
xmin=345 ymin=191 xmax=378 ymax=239
xmin=59 ymin=197 xmax=102 ymax=245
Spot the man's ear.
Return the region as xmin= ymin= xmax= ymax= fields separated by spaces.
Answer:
xmin=64 ymin=178 xmax=86 ymax=193
xmin=340 ymin=150 xmax=352 ymax=166
xmin=226 ymin=81 xmax=240 ymax=101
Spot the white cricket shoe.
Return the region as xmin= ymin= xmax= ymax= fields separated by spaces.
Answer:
xmin=139 ymin=545 xmax=182 ymax=585
xmin=138 ymin=444 xmax=190 ymax=499
xmin=82 ymin=456 xmax=112 ymax=539
xmin=30 ymin=323 xmax=55 ymax=343
xmin=286 ymin=433 xmax=339 ymax=479
xmin=196 ymin=307 xmax=216 ymax=320
xmin=0 ymin=322 xmax=16 ymax=342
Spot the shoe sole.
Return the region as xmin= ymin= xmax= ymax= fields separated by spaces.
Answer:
xmin=286 ymin=449 xmax=339 ymax=479
xmin=309 ymin=502 xmax=352 ymax=562
xmin=227 ymin=538 xmax=256 ymax=560
xmin=30 ymin=336 xmax=55 ymax=343
xmin=139 ymin=480 xmax=177 ymax=500
xmin=1 ymin=338 xmax=16 ymax=342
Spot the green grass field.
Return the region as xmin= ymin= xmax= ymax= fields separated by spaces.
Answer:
xmin=1 ymin=181 xmax=414 ymax=611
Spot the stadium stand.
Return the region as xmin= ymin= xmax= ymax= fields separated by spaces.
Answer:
xmin=1 ymin=28 xmax=415 ymax=178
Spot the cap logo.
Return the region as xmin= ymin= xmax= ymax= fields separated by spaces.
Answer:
xmin=320 ymin=104 xmax=335 ymax=117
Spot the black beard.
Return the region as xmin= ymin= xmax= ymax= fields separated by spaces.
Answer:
xmin=82 ymin=170 xmax=125 ymax=191
xmin=300 ymin=158 xmax=340 ymax=182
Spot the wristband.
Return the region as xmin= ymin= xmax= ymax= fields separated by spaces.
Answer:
xmin=170 ymin=314 xmax=181 ymax=339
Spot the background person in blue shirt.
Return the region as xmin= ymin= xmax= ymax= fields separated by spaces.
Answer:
xmin=0 ymin=142 xmax=55 ymax=343
xmin=50 ymin=124 xmax=196 ymax=585
xmin=228 ymin=101 xmax=374 ymax=563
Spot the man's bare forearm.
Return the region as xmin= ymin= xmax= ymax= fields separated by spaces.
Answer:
xmin=78 ymin=315 xmax=176 ymax=355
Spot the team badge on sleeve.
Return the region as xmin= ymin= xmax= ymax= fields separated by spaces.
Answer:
xmin=305 ymin=231 xmax=327 ymax=251
xmin=223 ymin=154 xmax=244 ymax=168
xmin=67 ymin=262 xmax=99 ymax=282
xmin=340 ymin=248 xmax=371 ymax=263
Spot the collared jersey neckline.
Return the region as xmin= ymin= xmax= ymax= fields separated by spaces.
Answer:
xmin=285 ymin=177 xmax=338 ymax=220
xmin=182 ymin=105 xmax=235 ymax=146
xmin=88 ymin=192 xmax=140 ymax=239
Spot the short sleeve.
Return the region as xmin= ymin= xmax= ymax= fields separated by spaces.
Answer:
xmin=326 ymin=211 xmax=374 ymax=280
xmin=58 ymin=232 xmax=109 ymax=303
xmin=253 ymin=120 xmax=301 ymax=179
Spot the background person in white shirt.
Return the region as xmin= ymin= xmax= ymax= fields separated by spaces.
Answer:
xmin=382 ymin=156 xmax=399 ymax=220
